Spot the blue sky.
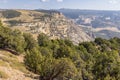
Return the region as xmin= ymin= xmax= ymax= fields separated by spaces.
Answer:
xmin=0 ymin=0 xmax=120 ymax=10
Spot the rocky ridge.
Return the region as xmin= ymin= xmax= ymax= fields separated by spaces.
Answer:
xmin=0 ymin=10 xmax=93 ymax=44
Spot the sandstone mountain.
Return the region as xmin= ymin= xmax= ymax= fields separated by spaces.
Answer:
xmin=0 ymin=10 xmax=93 ymax=44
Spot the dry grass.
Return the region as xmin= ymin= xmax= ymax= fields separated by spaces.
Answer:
xmin=0 ymin=50 xmax=37 ymax=80
xmin=0 ymin=60 xmax=8 ymax=66
xmin=0 ymin=50 xmax=28 ymax=73
xmin=10 ymin=61 xmax=28 ymax=74
xmin=0 ymin=70 xmax=9 ymax=79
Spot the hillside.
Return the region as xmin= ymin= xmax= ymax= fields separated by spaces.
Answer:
xmin=58 ymin=9 xmax=120 ymax=39
xmin=0 ymin=22 xmax=120 ymax=80
xmin=0 ymin=50 xmax=38 ymax=80
xmin=0 ymin=9 xmax=93 ymax=44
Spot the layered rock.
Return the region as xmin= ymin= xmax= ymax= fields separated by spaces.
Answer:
xmin=0 ymin=10 xmax=93 ymax=44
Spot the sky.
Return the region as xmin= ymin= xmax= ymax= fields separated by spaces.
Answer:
xmin=0 ymin=0 xmax=120 ymax=10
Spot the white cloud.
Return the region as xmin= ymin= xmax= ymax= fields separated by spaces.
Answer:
xmin=56 ymin=0 xmax=63 ymax=2
xmin=109 ymin=0 xmax=120 ymax=4
xmin=40 ymin=0 xmax=64 ymax=2
xmin=40 ymin=0 xmax=49 ymax=2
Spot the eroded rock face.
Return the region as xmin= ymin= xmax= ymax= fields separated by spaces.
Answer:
xmin=0 ymin=10 xmax=93 ymax=44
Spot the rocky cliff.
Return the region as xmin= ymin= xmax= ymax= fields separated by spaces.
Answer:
xmin=0 ymin=10 xmax=93 ymax=44
xmin=58 ymin=9 xmax=120 ymax=39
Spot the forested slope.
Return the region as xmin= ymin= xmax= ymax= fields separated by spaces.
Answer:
xmin=0 ymin=21 xmax=120 ymax=80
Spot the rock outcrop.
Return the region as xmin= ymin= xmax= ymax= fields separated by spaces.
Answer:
xmin=0 ymin=10 xmax=93 ymax=44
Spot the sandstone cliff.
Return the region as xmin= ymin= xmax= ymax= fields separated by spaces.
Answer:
xmin=0 ymin=10 xmax=93 ymax=44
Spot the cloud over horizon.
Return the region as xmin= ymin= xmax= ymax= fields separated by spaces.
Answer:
xmin=56 ymin=0 xmax=63 ymax=2
xmin=109 ymin=0 xmax=120 ymax=4
xmin=40 ymin=0 xmax=64 ymax=2
xmin=1 ymin=0 xmax=120 ymax=10
xmin=41 ymin=0 xmax=49 ymax=2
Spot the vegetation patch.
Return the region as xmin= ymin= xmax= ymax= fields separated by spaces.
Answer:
xmin=5 ymin=20 xmax=23 ymax=26
xmin=0 ymin=70 xmax=9 ymax=79
xmin=10 ymin=61 xmax=28 ymax=73
xmin=1 ymin=20 xmax=120 ymax=80
xmin=1 ymin=10 xmax=21 ymax=18
xmin=0 ymin=60 xmax=8 ymax=66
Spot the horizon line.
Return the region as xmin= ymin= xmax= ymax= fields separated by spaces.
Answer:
xmin=0 ymin=8 xmax=120 ymax=11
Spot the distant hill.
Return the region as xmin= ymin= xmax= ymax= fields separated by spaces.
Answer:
xmin=1 ymin=16 xmax=120 ymax=80
xmin=0 ymin=9 xmax=93 ymax=44
xmin=58 ymin=9 xmax=120 ymax=39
